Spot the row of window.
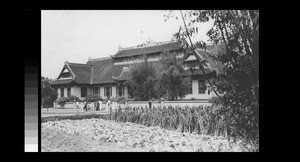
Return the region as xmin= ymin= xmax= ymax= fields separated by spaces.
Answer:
xmin=59 ymin=82 xmax=207 ymax=98
xmin=58 ymin=86 xmax=125 ymax=98
xmin=188 ymin=79 xmax=208 ymax=95
xmin=115 ymin=54 xmax=161 ymax=63
xmin=60 ymin=87 xmax=71 ymax=98
xmin=94 ymin=85 xmax=124 ymax=97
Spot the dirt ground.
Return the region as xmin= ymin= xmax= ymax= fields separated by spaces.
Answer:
xmin=42 ymin=128 xmax=146 ymax=152
xmin=41 ymin=118 xmax=257 ymax=152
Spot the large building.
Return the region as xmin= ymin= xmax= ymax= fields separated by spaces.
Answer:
xmin=50 ymin=40 xmax=224 ymax=101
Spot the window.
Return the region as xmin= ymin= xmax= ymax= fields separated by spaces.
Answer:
xmin=116 ymin=85 xmax=124 ymax=97
xmin=67 ymin=87 xmax=71 ymax=97
xmin=104 ymin=86 xmax=111 ymax=97
xmin=188 ymin=80 xmax=193 ymax=94
xmin=198 ymin=80 xmax=206 ymax=94
xmin=60 ymin=88 xmax=64 ymax=97
xmin=81 ymin=87 xmax=87 ymax=97
xmin=93 ymin=87 xmax=99 ymax=96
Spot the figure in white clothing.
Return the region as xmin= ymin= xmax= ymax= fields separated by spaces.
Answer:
xmin=98 ymin=100 xmax=102 ymax=111
xmin=106 ymin=99 xmax=111 ymax=111
xmin=111 ymin=101 xmax=116 ymax=110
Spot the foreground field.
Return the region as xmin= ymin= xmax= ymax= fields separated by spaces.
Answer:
xmin=42 ymin=118 xmax=257 ymax=152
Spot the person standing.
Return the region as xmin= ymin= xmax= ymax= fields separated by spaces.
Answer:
xmin=83 ymin=101 xmax=88 ymax=112
xmin=115 ymin=101 xmax=119 ymax=110
xmin=106 ymin=99 xmax=111 ymax=111
xmin=94 ymin=101 xmax=97 ymax=111
xmin=149 ymin=99 xmax=152 ymax=108
xmin=111 ymin=100 xmax=115 ymax=111
xmin=98 ymin=100 xmax=102 ymax=111
xmin=75 ymin=100 xmax=79 ymax=111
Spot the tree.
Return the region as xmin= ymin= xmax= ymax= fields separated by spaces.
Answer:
xmin=41 ymin=76 xmax=58 ymax=108
xmin=125 ymin=56 xmax=159 ymax=101
xmin=165 ymin=10 xmax=259 ymax=140
xmin=155 ymin=51 xmax=191 ymax=100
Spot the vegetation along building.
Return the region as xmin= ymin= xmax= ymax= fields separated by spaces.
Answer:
xmin=50 ymin=40 xmax=224 ymax=101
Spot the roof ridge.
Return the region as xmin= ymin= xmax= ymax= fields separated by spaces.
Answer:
xmin=118 ymin=40 xmax=180 ymax=51
xmin=88 ymin=57 xmax=111 ymax=61
xmin=68 ymin=62 xmax=93 ymax=67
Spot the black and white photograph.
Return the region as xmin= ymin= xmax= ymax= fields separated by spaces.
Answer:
xmin=41 ymin=10 xmax=259 ymax=152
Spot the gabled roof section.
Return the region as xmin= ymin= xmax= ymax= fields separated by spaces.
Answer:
xmin=182 ymin=43 xmax=226 ymax=76
xmin=56 ymin=62 xmax=75 ymax=80
xmin=112 ymin=41 xmax=182 ymax=58
xmin=87 ymin=58 xmax=127 ymax=84
xmin=67 ymin=62 xmax=93 ymax=84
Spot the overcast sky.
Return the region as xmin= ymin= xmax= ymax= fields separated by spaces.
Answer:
xmin=41 ymin=10 xmax=214 ymax=79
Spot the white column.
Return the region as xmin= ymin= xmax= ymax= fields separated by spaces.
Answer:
xmin=112 ymin=86 xmax=116 ymax=98
xmin=64 ymin=87 xmax=67 ymax=97
xmin=192 ymin=80 xmax=198 ymax=95
xmin=57 ymin=88 xmax=61 ymax=98
xmin=100 ymin=86 xmax=104 ymax=98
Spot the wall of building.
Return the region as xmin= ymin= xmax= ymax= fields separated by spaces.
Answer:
xmin=71 ymin=86 xmax=85 ymax=100
xmin=183 ymin=79 xmax=215 ymax=100
xmin=124 ymin=100 xmax=212 ymax=108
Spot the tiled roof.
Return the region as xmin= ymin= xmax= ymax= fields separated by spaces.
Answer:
xmin=68 ymin=63 xmax=92 ymax=84
xmin=182 ymin=43 xmax=226 ymax=76
xmin=113 ymin=41 xmax=182 ymax=58
xmin=50 ymin=78 xmax=73 ymax=85
xmin=113 ymin=70 xmax=131 ymax=81
xmin=86 ymin=58 xmax=130 ymax=84
xmin=195 ymin=43 xmax=226 ymax=75
xmin=195 ymin=50 xmax=225 ymax=75
xmin=51 ymin=42 xmax=223 ymax=86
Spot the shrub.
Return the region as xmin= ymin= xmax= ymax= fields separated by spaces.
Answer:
xmin=85 ymin=94 xmax=102 ymax=102
xmin=115 ymin=96 xmax=127 ymax=104
xmin=57 ymin=97 xmax=68 ymax=107
xmin=67 ymin=95 xmax=80 ymax=102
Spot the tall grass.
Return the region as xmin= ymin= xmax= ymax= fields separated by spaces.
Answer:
xmin=109 ymin=105 xmax=229 ymax=138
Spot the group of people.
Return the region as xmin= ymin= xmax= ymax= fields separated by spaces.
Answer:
xmin=75 ymin=99 xmax=119 ymax=112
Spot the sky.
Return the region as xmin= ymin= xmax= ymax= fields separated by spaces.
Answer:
xmin=41 ymin=10 xmax=214 ymax=79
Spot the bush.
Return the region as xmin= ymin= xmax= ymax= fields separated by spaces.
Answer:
xmin=67 ymin=95 xmax=80 ymax=102
xmin=57 ymin=97 xmax=68 ymax=106
xmin=85 ymin=94 xmax=102 ymax=102
xmin=115 ymin=96 xmax=127 ymax=104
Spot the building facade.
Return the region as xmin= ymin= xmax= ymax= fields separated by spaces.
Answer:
xmin=50 ymin=40 xmax=223 ymax=101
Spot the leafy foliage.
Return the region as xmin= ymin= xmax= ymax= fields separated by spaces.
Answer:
xmin=125 ymin=56 xmax=159 ymax=101
xmin=155 ymin=51 xmax=191 ymax=100
xmin=85 ymin=94 xmax=103 ymax=102
xmin=165 ymin=10 xmax=259 ymax=141
xmin=57 ymin=97 xmax=68 ymax=107
xmin=67 ymin=95 xmax=80 ymax=102
xmin=125 ymin=52 xmax=190 ymax=101
xmin=41 ymin=76 xmax=58 ymax=108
